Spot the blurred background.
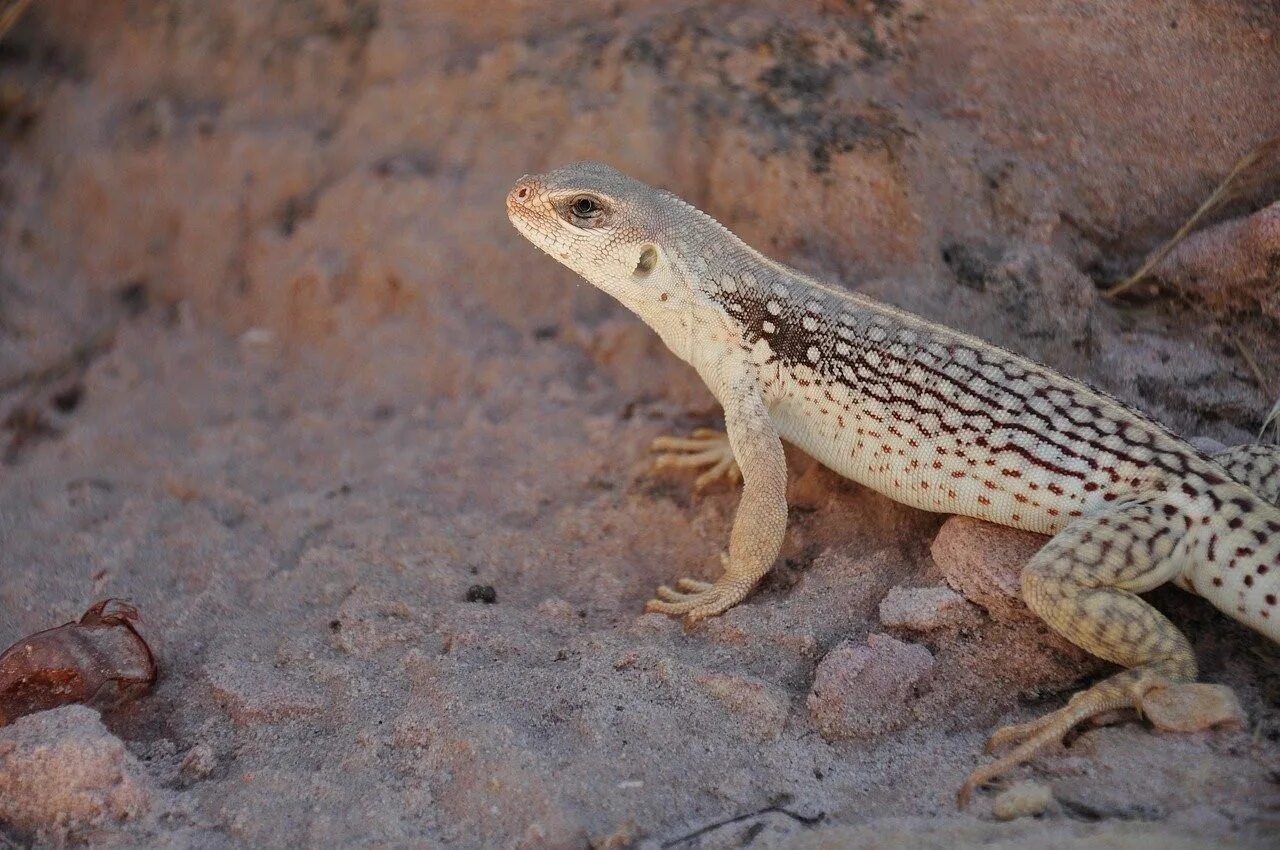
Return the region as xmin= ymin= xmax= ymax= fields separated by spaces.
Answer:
xmin=1 ymin=2 xmax=1278 ymax=848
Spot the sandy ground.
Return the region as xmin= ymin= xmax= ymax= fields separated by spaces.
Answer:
xmin=1 ymin=1 xmax=1279 ymax=847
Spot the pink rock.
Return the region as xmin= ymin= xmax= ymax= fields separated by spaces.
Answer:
xmin=929 ymin=516 xmax=1099 ymax=683
xmin=0 ymin=705 xmax=155 ymax=837
xmin=693 ymin=671 xmax=790 ymax=742
xmin=930 ymin=516 xmax=1048 ymax=623
xmin=808 ymin=634 xmax=935 ymax=741
xmin=878 ymin=585 xmax=982 ymax=632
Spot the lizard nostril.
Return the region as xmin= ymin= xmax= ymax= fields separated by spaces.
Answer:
xmin=514 ymin=186 xmax=530 ymax=201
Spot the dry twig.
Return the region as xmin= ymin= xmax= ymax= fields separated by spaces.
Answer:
xmin=1107 ymin=136 xmax=1280 ymax=299
xmin=0 ymin=0 xmax=33 ymax=44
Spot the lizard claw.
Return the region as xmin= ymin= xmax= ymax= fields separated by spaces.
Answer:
xmin=651 ymin=429 xmax=741 ymax=492
xmin=644 ymin=565 xmax=751 ymax=622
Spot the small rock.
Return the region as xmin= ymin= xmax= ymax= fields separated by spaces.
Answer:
xmin=991 ymin=779 xmax=1053 ymax=820
xmin=930 ymin=516 xmax=1047 ymax=623
xmin=0 ymin=705 xmax=156 ymax=837
xmin=808 ymin=634 xmax=935 ymax=741
xmin=536 ymin=597 xmax=578 ymax=623
xmin=178 ymin=743 xmax=217 ymax=781
xmin=694 ymin=671 xmax=790 ymax=742
xmin=878 ymin=585 xmax=982 ymax=632
xmin=465 ymin=584 xmax=497 ymax=604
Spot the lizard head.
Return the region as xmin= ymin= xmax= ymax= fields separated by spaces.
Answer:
xmin=506 ymin=162 xmax=693 ymax=314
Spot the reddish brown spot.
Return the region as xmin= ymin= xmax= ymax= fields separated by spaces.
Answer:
xmin=1212 ymin=577 xmax=1223 ymax=587
xmin=1084 ymin=482 xmax=1099 ymax=492
xmin=977 ymin=495 xmax=991 ymax=506
xmin=1047 ymin=483 xmax=1064 ymax=496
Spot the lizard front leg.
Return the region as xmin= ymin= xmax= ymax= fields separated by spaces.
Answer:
xmin=645 ymin=385 xmax=787 ymax=622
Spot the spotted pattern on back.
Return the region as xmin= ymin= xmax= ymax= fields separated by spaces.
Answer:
xmin=699 ymin=265 xmax=1228 ymax=534
xmin=1212 ymin=444 xmax=1280 ymax=506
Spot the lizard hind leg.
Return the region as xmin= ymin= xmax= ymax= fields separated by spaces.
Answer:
xmin=959 ymin=494 xmax=1230 ymax=806
xmin=651 ymin=428 xmax=741 ymax=491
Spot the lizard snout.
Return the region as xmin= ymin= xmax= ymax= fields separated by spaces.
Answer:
xmin=507 ymin=178 xmax=537 ymax=212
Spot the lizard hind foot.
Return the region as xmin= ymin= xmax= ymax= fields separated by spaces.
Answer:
xmin=1137 ymin=682 xmax=1245 ymax=733
xmin=644 ymin=557 xmax=752 ymax=622
xmin=958 ymin=669 xmax=1200 ymax=808
xmin=651 ymin=428 xmax=741 ymax=491
xmin=959 ymin=679 xmax=1245 ymax=807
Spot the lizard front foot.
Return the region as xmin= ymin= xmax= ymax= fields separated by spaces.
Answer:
xmin=957 ymin=674 xmax=1243 ymax=807
xmin=644 ymin=555 xmax=752 ymax=622
xmin=651 ymin=428 xmax=741 ymax=491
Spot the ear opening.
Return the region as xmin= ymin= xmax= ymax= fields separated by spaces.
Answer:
xmin=634 ymin=244 xmax=658 ymax=277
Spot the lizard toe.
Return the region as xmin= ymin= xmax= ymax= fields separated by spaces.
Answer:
xmin=644 ymin=577 xmax=749 ymax=620
xmin=649 ymin=429 xmax=740 ymax=492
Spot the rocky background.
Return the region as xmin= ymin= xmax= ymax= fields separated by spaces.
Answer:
xmin=1 ymin=1 xmax=1279 ymax=847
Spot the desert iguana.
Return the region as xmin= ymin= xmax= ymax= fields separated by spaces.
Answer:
xmin=506 ymin=161 xmax=1280 ymax=805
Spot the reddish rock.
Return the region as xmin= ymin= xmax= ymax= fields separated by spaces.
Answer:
xmin=929 ymin=516 xmax=1098 ymax=682
xmin=693 ymin=671 xmax=791 ymax=742
xmin=0 ymin=706 xmax=157 ymax=838
xmin=879 ymin=585 xmax=982 ymax=632
xmin=930 ymin=516 xmax=1047 ymax=623
xmin=808 ymin=634 xmax=935 ymax=741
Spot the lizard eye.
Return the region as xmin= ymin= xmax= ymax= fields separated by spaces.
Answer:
xmin=569 ymin=195 xmax=602 ymax=219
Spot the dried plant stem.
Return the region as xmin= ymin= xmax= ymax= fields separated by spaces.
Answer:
xmin=1230 ymin=334 xmax=1272 ymax=399
xmin=1261 ymin=395 xmax=1280 ymax=443
xmin=1106 ymin=136 xmax=1280 ymax=299
xmin=0 ymin=0 xmax=33 ymax=44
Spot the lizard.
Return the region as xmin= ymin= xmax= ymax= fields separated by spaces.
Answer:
xmin=505 ymin=161 xmax=1280 ymax=806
